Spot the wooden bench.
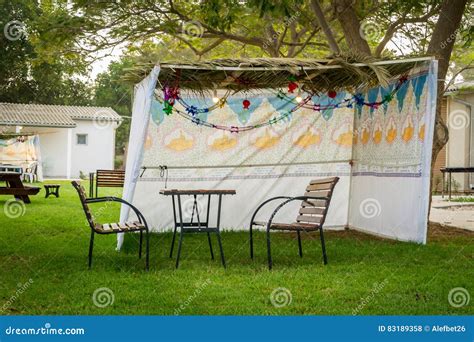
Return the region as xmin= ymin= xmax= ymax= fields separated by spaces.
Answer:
xmin=91 ymin=169 xmax=125 ymax=197
xmin=44 ymin=184 xmax=60 ymax=198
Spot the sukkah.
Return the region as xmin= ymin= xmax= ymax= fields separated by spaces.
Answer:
xmin=117 ymin=56 xmax=437 ymax=250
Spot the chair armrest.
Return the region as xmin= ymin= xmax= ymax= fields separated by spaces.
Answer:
xmin=86 ymin=197 xmax=149 ymax=229
xmin=250 ymin=196 xmax=292 ymax=227
xmin=266 ymin=196 xmax=329 ymax=230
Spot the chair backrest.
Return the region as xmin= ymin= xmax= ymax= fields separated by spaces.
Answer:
xmin=296 ymin=177 xmax=339 ymax=227
xmin=96 ymin=169 xmax=125 ymax=188
xmin=71 ymin=181 xmax=96 ymax=230
xmin=30 ymin=162 xmax=38 ymax=173
xmin=23 ymin=161 xmax=37 ymax=173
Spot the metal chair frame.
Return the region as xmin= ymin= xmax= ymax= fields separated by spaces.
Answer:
xmin=71 ymin=181 xmax=150 ymax=271
xmin=249 ymin=178 xmax=339 ymax=270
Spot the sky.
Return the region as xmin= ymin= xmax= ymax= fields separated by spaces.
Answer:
xmin=90 ymin=46 xmax=124 ymax=79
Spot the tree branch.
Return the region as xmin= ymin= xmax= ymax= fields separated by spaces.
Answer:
xmin=375 ymin=4 xmax=441 ymax=57
xmin=310 ymin=0 xmax=340 ymax=55
xmin=332 ymin=0 xmax=372 ymax=56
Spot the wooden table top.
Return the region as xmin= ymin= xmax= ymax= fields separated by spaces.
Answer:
xmin=0 ymin=172 xmax=22 ymax=179
xmin=160 ymin=189 xmax=236 ymax=196
xmin=440 ymin=167 xmax=474 ymax=173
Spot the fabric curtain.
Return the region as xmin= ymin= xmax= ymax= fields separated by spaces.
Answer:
xmin=117 ymin=65 xmax=160 ymax=250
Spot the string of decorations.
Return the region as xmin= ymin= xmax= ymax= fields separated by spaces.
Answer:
xmin=175 ymin=89 xmax=232 ymax=116
xmin=273 ymin=74 xmax=408 ymax=111
xmin=158 ymin=74 xmax=409 ymax=133
xmin=155 ymin=96 xmax=296 ymax=133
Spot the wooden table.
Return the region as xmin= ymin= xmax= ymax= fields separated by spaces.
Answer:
xmin=441 ymin=167 xmax=474 ymax=200
xmin=0 ymin=164 xmax=23 ymax=173
xmin=0 ymin=172 xmax=40 ymax=203
xmin=160 ymin=189 xmax=236 ymax=268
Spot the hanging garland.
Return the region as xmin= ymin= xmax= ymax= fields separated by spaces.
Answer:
xmin=154 ymin=96 xmax=295 ymax=133
xmin=272 ymin=74 xmax=408 ymax=112
xmin=159 ymin=74 xmax=409 ymax=132
xmin=175 ymin=90 xmax=232 ymax=116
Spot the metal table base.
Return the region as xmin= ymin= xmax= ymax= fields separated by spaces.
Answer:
xmin=161 ymin=189 xmax=236 ymax=268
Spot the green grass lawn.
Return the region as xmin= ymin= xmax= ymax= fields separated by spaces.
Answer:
xmin=449 ymin=196 xmax=474 ymax=202
xmin=0 ymin=180 xmax=473 ymax=315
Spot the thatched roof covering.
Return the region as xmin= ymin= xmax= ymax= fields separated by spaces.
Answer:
xmin=123 ymin=56 xmax=433 ymax=95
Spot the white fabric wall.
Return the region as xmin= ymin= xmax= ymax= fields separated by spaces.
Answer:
xmin=118 ymin=65 xmax=161 ymax=249
xmin=120 ymin=60 xmax=437 ymax=248
xmin=348 ymin=61 xmax=437 ymax=243
xmin=133 ymin=165 xmax=351 ymax=233
xmin=129 ymin=89 xmax=354 ymax=235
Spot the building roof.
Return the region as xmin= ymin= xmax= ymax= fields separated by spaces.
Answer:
xmin=445 ymin=80 xmax=474 ymax=94
xmin=0 ymin=103 xmax=122 ymax=128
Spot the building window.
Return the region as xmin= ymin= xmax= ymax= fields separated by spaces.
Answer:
xmin=76 ymin=134 xmax=88 ymax=145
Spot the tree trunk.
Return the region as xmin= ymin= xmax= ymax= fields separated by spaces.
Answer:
xmin=426 ymin=0 xmax=468 ymax=214
xmin=333 ymin=0 xmax=468 ymax=222
xmin=332 ymin=0 xmax=372 ymax=56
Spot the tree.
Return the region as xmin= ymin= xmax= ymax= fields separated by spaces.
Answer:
xmin=28 ymin=0 xmax=473 ymax=182
xmin=94 ymin=58 xmax=134 ymax=157
xmin=0 ymin=0 xmax=92 ymax=105
xmin=329 ymin=0 xmax=470 ymax=210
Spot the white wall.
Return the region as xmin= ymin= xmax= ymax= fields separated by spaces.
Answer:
xmin=32 ymin=121 xmax=117 ymax=179
xmin=36 ymin=127 xmax=69 ymax=178
xmin=447 ymin=94 xmax=474 ymax=190
xmin=70 ymin=120 xmax=117 ymax=178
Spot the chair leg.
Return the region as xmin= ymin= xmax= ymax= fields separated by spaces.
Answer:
xmin=207 ymin=232 xmax=214 ymax=260
xmin=297 ymin=230 xmax=303 ymax=257
xmin=266 ymin=229 xmax=273 ymax=270
xmin=175 ymin=228 xmax=184 ymax=269
xmin=249 ymin=223 xmax=254 ymax=259
xmin=216 ymin=231 xmax=226 ymax=268
xmin=145 ymin=230 xmax=150 ymax=271
xmin=319 ymin=227 xmax=328 ymax=265
xmin=169 ymin=225 xmax=177 ymax=258
xmin=88 ymin=231 xmax=95 ymax=269
xmin=139 ymin=230 xmax=143 ymax=259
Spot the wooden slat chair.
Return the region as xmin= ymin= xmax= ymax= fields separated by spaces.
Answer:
xmin=249 ymin=177 xmax=339 ymax=270
xmin=71 ymin=181 xmax=150 ymax=270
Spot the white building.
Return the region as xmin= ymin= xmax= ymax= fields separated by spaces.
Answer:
xmin=433 ymin=81 xmax=474 ymax=192
xmin=0 ymin=103 xmax=122 ymax=179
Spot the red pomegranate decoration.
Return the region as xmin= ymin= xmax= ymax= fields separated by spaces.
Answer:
xmin=288 ymin=81 xmax=298 ymax=93
xmin=243 ymin=99 xmax=251 ymax=110
xmin=328 ymin=90 xmax=337 ymax=98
